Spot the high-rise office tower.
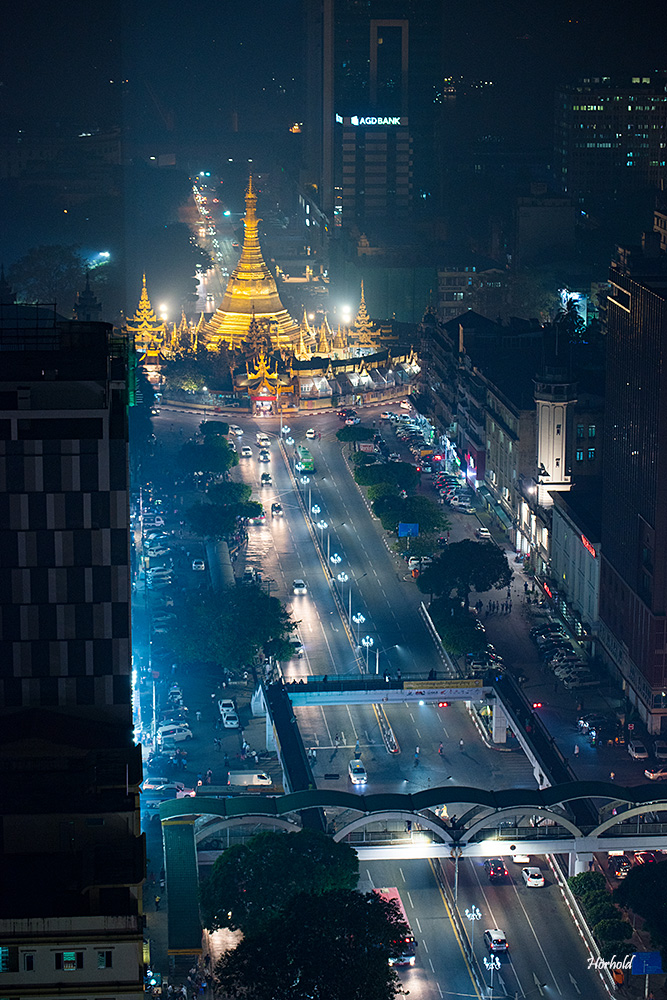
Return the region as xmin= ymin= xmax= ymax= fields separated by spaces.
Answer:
xmin=555 ymin=72 xmax=667 ymax=202
xmin=598 ymin=236 xmax=667 ymax=733
xmin=0 ymin=289 xmax=144 ymax=996
xmin=304 ymin=0 xmax=444 ymax=228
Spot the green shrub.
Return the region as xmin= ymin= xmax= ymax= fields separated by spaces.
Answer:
xmin=568 ymin=871 xmax=606 ymax=897
xmin=593 ymin=918 xmax=633 ymax=943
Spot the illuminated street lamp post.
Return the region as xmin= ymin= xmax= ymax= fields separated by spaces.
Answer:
xmin=464 ymin=905 xmax=481 ymax=957
xmin=484 ymin=956 xmax=501 ymax=997
xmin=337 ymin=571 xmax=349 ymax=619
xmin=352 ymin=612 xmax=366 ymax=643
xmin=361 ymin=635 xmax=374 ymax=672
xmin=330 ymin=553 xmax=342 ymax=566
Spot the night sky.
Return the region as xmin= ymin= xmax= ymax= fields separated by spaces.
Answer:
xmin=2 ymin=0 xmax=666 ymax=142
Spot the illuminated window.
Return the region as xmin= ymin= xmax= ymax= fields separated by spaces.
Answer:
xmin=55 ymin=952 xmax=83 ymax=971
xmin=588 ymin=425 xmax=596 ymax=438
xmin=588 ymin=447 xmax=596 ymax=461
xmin=576 ymin=423 xmax=584 ymax=438
xmin=576 ymin=449 xmax=584 ymax=462
xmin=97 ymin=951 xmax=113 ymax=969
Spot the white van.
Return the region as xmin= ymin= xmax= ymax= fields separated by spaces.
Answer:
xmin=256 ymin=432 xmax=270 ymax=447
xmin=157 ymin=724 xmax=193 ymax=743
xmin=227 ymin=771 xmax=272 ymax=786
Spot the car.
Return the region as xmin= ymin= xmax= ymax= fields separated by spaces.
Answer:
xmin=153 ymin=613 xmax=176 ymax=624
xmin=645 ymin=764 xmax=667 ymax=780
xmin=151 ymin=407 xmax=161 ymax=415
xmin=147 ymin=567 xmax=173 ymax=579
xmin=192 ymin=559 xmax=205 ymax=571
xmin=146 ymin=546 xmax=169 ymax=557
xmin=521 ymin=867 xmax=545 ymax=887
xmin=348 ymin=759 xmax=367 ymax=784
xmin=293 ymin=579 xmax=307 ymax=595
xmin=628 ymin=739 xmax=649 ymax=759
xmin=144 ymin=515 xmax=165 ymax=527
xmin=271 ymin=502 xmax=284 ymax=517
xmin=142 ymin=778 xmax=188 ymax=792
xmin=229 ymin=425 xmax=244 ymax=436
xmin=484 ymin=858 xmax=508 ymax=881
xmin=222 ymin=711 xmax=240 ymax=728
xmin=288 ymin=638 xmax=304 ymax=658
xmin=157 ymin=725 xmax=193 ymax=743
xmin=634 ymin=851 xmax=659 ymax=865
xmin=241 ymin=445 xmax=253 ymax=457
xmin=510 ymin=853 xmax=531 ymax=864
xmin=258 ymin=449 xmax=270 ymax=462
xmin=256 ymin=433 xmax=270 ymax=446
xmin=608 ymin=855 xmax=632 ymax=878
xmin=484 ymin=929 xmax=508 ymax=953
xmin=305 ymin=428 xmax=316 ymax=439
xmin=654 ymin=740 xmax=667 ymax=760
xmin=261 ymin=473 xmax=272 ymax=486
xmin=476 ymin=527 xmax=492 ymax=539
xmin=345 ymin=416 xmax=360 ymax=425
xmin=380 ymin=411 xmax=396 ymax=419
xmin=231 ymin=240 xmax=240 ymax=248
xmin=218 ymin=698 xmax=236 ymax=716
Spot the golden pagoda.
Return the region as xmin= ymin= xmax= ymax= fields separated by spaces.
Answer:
xmin=125 ymin=275 xmax=166 ymax=375
xmin=202 ymin=176 xmax=299 ymax=351
xmin=352 ymin=280 xmax=377 ymax=349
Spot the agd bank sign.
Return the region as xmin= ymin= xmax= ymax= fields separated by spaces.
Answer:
xmin=336 ymin=114 xmax=407 ymax=127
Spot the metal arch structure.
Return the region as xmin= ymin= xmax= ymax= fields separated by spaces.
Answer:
xmin=160 ymin=781 xmax=667 ymax=843
xmin=194 ymin=813 xmax=300 ymax=844
xmin=332 ymin=809 xmax=453 ymax=845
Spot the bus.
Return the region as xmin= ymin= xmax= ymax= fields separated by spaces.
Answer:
xmin=296 ymin=446 xmax=315 ymax=473
xmin=374 ymin=887 xmax=417 ymax=967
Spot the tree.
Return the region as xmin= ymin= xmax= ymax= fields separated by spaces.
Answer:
xmin=185 ymin=501 xmax=262 ymax=539
xmin=555 ymin=296 xmax=586 ymax=344
xmin=176 ymin=437 xmax=238 ymax=478
xmin=207 ymin=481 xmax=252 ymax=506
xmin=367 ymin=482 xmax=398 ymax=504
xmin=429 ymin=600 xmax=487 ymax=656
xmin=213 ymin=890 xmax=407 ymax=1000
xmin=169 ymin=586 xmax=295 ymax=673
xmin=568 ymin=871 xmax=606 ymax=898
xmin=351 ymin=451 xmax=377 ymax=467
xmin=8 ymin=244 xmax=86 ymax=308
xmin=336 ymin=425 xmax=375 ymax=443
xmin=355 ymin=462 xmax=419 ymax=491
xmin=200 ymin=829 xmax=359 ymax=936
xmin=199 ymin=420 xmax=230 ymax=438
xmin=372 ymin=493 xmax=448 ymax=535
xmin=417 ymin=539 xmax=513 ymax=609
xmin=614 ymin=859 xmax=667 ymax=949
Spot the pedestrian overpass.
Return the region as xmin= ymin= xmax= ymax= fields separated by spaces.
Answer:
xmin=158 ymin=781 xmax=667 ymax=955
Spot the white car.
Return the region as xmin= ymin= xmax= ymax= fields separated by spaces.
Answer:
xmin=476 ymin=527 xmax=492 ymax=539
xmin=229 ymin=425 xmax=244 ymax=436
xmin=218 ymin=698 xmax=236 ymax=716
xmin=484 ymin=929 xmax=508 ymax=953
xmin=521 ymin=867 xmax=545 ymax=887
xmin=348 ymin=759 xmax=367 ymax=784
xmin=628 ymin=740 xmax=649 ymax=759
xmin=644 ymin=765 xmax=667 ymax=780
xmin=241 ymin=446 xmax=253 ymax=458
xmin=306 ymin=428 xmax=316 ymax=439
xmin=222 ymin=712 xmax=240 ymax=729
xmin=293 ymin=579 xmax=307 ymax=595
xmin=192 ymin=559 xmax=205 ymax=571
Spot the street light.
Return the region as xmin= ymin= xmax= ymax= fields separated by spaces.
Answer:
xmin=361 ymin=635 xmax=374 ymax=671
xmin=300 ymin=476 xmax=310 ymax=485
xmin=484 ymin=956 xmax=501 ymax=997
xmin=330 ymin=553 xmax=342 ymax=566
xmin=311 ymin=504 xmax=321 ymax=515
xmin=464 ymin=905 xmax=481 ymax=956
xmin=352 ymin=612 xmax=366 ymax=642
xmin=374 ymin=642 xmax=398 ymax=676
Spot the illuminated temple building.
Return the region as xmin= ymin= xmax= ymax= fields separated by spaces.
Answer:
xmin=125 ymin=176 xmax=420 ymax=410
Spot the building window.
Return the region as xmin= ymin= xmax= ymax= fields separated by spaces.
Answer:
xmin=24 ymin=953 xmax=35 ymax=972
xmin=55 ymin=952 xmax=84 ymax=971
xmin=98 ymin=951 xmax=113 ymax=969
xmin=0 ymin=947 xmax=18 ymax=972
xmin=588 ymin=447 xmax=595 ymax=460
xmin=588 ymin=424 xmax=596 ymax=438
xmin=576 ymin=423 xmax=584 ymax=437
xmin=556 ymin=423 xmax=562 ymax=435
xmin=576 ymin=449 xmax=584 ymax=461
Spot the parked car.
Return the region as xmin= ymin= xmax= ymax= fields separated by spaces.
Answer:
xmin=628 ymin=739 xmax=649 ymax=760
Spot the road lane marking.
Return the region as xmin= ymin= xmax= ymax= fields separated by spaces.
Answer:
xmin=508 ymin=879 xmax=563 ymax=994
xmin=407 ymin=891 xmax=415 ymax=908
xmin=428 ymin=860 xmax=482 ymax=1000
xmin=429 ymin=958 xmax=435 ymax=973
xmin=398 ymin=867 xmax=406 ymax=882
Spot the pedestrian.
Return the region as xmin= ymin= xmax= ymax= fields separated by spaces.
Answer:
xmin=574 ymin=744 xmax=579 ymax=756
xmin=196 ymin=711 xmax=201 ymax=723
xmin=414 ymin=746 xmax=420 ymax=764
xmin=205 ymin=769 xmax=212 ymax=784
xmin=438 ymin=741 xmax=444 ymax=755
xmin=223 ymin=752 xmax=229 ymax=766
xmin=214 ymin=738 xmax=221 ymax=751
xmin=334 ymin=733 xmax=340 ymax=748
xmin=154 ymin=895 xmax=161 ymax=911
xmin=524 ymin=581 xmax=529 ymax=594
xmin=610 ymin=770 xmax=615 ymax=781
xmin=355 ymin=739 xmax=360 ymax=756
xmin=459 ymin=738 xmax=464 ymax=750
xmin=405 ymin=820 xmax=412 ymax=833
xmin=508 ymin=600 xmax=512 ymax=613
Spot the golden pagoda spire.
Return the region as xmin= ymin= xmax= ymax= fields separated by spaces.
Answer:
xmin=353 ymin=280 xmax=375 ymax=348
xmin=201 ymin=175 xmax=299 ymax=351
xmin=126 ymin=274 xmax=165 ymax=353
xmin=317 ymin=318 xmax=331 ymax=355
xmin=295 ymin=324 xmax=311 ymax=361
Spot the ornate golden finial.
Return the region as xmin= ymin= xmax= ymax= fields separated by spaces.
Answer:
xmin=353 ymin=280 xmax=375 ymax=348
xmin=317 ymin=319 xmax=331 ymax=355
